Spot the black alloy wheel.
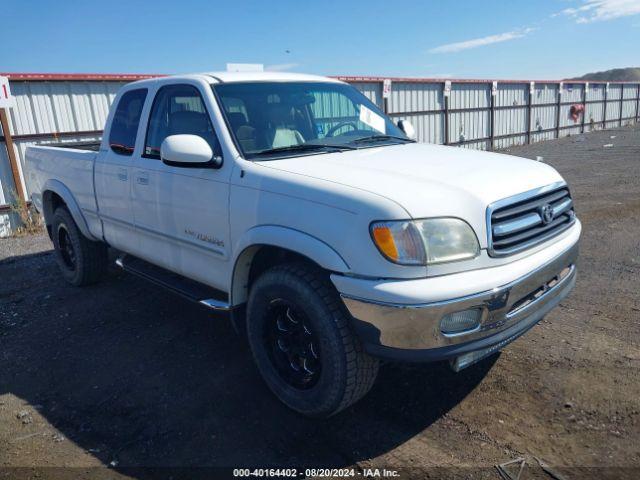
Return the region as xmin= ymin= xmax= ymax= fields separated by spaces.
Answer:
xmin=56 ymin=223 xmax=77 ymax=270
xmin=264 ymin=299 xmax=321 ymax=389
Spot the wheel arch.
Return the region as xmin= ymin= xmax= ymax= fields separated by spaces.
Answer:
xmin=42 ymin=180 xmax=97 ymax=241
xmin=229 ymin=225 xmax=350 ymax=306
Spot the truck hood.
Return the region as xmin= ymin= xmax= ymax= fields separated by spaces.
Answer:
xmin=259 ymin=142 xmax=564 ymax=244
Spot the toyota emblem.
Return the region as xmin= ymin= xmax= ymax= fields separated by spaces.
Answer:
xmin=540 ymin=204 xmax=554 ymax=224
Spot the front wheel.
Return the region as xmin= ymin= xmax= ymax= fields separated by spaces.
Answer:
xmin=246 ymin=263 xmax=379 ymax=417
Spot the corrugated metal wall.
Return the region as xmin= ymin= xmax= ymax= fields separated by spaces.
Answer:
xmin=1 ymin=81 xmax=124 ymax=193
xmin=348 ymin=78 xmax=639 ymax=151
xmin=1 ymin=75 xmax=639 ymax=236
xmin=387 ymin=81 xmax=444 ymax=144
xmin=0 ymin=79 xmax=127 ymax=236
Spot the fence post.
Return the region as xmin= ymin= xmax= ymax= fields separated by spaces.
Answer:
xmin=443 ymin=81 xmax=450 ymax=145
xmin=555 ymin=82 xmax=562 ymax=139
xmin=602 ymin=83 xmax=608 ymax=130
xmin=382 ymin=80 xmax=388 ymax=114
xmin=636 ymin=83 xmax=640 ymax=123
xmin=489 ymin=81 xmax=495 ymax=150
xmin=618 ymin=83 xmax=624 ymax=127
xmin=527 ymin=82 xmax=533 ymax=144
xmin=581 ymin=83 xmax=587 ymax=134
xmin=0 ymin=107 xmax=25 ymax=203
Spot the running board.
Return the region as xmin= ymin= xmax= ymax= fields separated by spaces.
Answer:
xmin=115 ymin=255 xmax=230 ymax=311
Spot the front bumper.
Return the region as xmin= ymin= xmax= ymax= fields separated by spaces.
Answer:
xmin=338 ymin=239 xmax=579 ymax=363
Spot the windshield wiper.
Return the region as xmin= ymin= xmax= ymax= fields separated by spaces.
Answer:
xmin=253 ymin=143 xmax=357 ymax=156
xmin=351 ymin=134 xmax=416 ymax=145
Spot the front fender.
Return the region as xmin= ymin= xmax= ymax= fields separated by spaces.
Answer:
xmin=42 ymin=179 xmax=97 ymax=241
xmin=230 ymin=225 xmax=350 ymax=305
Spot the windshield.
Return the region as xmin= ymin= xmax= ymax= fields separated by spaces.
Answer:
xmin=212 ymin=82 xmax=411 ymax=159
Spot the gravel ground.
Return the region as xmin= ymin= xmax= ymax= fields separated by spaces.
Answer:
xmin=1 ymin=126 xmax=639 ymax=479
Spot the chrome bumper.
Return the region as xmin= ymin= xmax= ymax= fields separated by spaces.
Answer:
xmin=341 ymin=242 xmax=578 ymax=359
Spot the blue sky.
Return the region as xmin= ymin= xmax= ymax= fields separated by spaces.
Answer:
xmin=2 ymin=0 xmax=639 ymax=79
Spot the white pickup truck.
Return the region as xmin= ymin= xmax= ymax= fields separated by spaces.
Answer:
xmin=26 ymin=72 xmax=580 ymax=417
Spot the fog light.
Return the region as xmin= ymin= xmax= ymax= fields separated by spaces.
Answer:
xmin=440 ymin=308 xmax=482 ymax=335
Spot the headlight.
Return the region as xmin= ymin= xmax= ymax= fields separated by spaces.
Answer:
xmin=414 ymin=218 xmax=480 ymax=264
xmin=371 ymin=218 xmax=479 ymax=265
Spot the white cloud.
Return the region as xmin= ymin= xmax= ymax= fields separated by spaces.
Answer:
xmin=428 ymin=28 xmax=534 ymax=54
xmin=557 ymin=0 xmax=640 ymax=23
xmin=265 ymin=63 xmax=300 ymax=72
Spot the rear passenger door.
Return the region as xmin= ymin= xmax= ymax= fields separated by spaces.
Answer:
xmin=131 ymin=83 xmax=230 ymax=290
xmin=95 ymin=88 xmax=147 ymax=253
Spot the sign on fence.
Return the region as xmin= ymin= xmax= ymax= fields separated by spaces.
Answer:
xmin=0 ymin=76 xmax=15 ymax=109
xmin=443 ymin=80 xmax=451 ymax=97
xmin=382 ymin=79 xmax=392 ymax=99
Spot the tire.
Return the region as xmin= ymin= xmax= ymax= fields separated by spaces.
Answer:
xmin=51 ymin=206 xmax=108 ymax=286
xmin=246 ymin=262 xmax=379 ymax=417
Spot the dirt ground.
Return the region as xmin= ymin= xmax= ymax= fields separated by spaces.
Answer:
xmin=1 ymin=126 xmax=639 ymax=479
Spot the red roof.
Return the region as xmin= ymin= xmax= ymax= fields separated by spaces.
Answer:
xmin=0 ymin=73 xmax=165 ymax=81
xmin=335 ymin=75 xmax=637 ymax=84
xmin=0 ymin=72 xmax=636 ymax=84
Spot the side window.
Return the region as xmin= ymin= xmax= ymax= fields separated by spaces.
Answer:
xmin=144 ymin=84 xmax=219 ymax=159
xmin=109 ymin=89 xmax=147 ymax=156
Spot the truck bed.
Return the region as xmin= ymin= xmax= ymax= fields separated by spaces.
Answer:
xmin=25 ymin=145 xmax=99 ymax=221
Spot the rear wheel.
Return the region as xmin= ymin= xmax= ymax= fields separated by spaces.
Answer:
xmin=51 ymin=207 xmax=107 ymax=286
xmin=246 ymin=262 xmax=379 ymax=417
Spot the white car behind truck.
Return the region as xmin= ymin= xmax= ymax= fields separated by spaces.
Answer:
xmin=25 ymin=72 xmax=580 ymax=417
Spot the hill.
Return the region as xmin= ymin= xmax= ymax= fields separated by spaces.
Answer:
xmin=571 ymin=67 xmax=640 ymax=81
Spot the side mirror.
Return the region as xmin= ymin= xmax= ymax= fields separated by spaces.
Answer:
xmin=397 ymin=120 xmax=416 ymax=140
xmin=160 ymin=134 xmax=222 ymax=168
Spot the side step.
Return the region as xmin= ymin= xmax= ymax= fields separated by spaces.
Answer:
xmin=115 ymin=254 xmax=230 ymax=311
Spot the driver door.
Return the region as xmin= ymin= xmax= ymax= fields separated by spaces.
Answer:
xmin=131 ymin=83 xmax=230 ymax=290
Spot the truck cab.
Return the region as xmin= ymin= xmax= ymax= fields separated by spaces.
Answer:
xmin=26 ymin=72 xmax=580 ymax=417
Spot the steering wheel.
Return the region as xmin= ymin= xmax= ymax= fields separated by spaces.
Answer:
xmin=325 ymin=121 xmax=359 ymax=138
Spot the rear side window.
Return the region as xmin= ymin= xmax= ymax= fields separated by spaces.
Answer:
xmin=109 ymin=88 xmax=147 ymax=156
xmin=144 ymin=84 xmax=219 ymax=159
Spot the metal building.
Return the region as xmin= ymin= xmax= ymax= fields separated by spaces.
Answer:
xmin=0 ymin=73 xmax=154 ymax=236
xmin=1 ymin=73 xmax=639 ymax=237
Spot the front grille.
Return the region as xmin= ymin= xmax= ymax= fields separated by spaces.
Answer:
xmin=488 ymin=184 xmax=576 ymax=257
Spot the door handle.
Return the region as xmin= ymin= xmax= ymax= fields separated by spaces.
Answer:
xmin=117 ymin=168 xmax=128 ymax=181
xmin=135 ymin=171 xmax=149 ymax=185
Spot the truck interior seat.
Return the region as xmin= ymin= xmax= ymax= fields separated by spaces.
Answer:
xmin=227 ymin=112 xmax=259 ymax=153
xmin=227 ymin=111 xmax=248 ymax=130
xmin=266 ymin=104 xmax=305 ymax=148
